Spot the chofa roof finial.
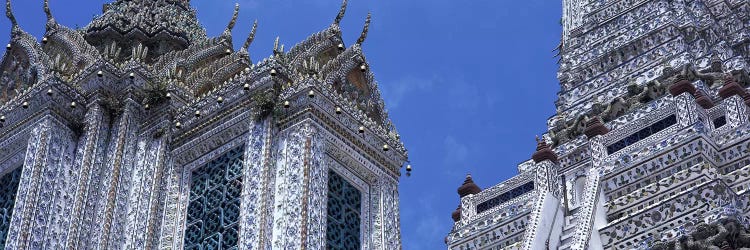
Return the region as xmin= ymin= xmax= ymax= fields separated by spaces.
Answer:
xmin=44 ymin=0 xmax=53 ymax=21
xmin=5 ymin=0 xmax=17 ymax=27
xmin=333 ymin=0 xmax=347 ymax=25
xmin=356 ymin=12 xmax=371 ymax=45
xmin=43 ymin=0 xmax=59 ymax=31
xmin=242 ymin=20 xmax=258 ymax=50
xmin=226 ymin=3 xmax=240 ymax=32
xmin=273 ymin=36 xmax=284 ymax=54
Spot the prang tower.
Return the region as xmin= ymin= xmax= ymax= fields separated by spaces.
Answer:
xmin=0 ymin=0 xmax=407 ymax=249
xmin=447 ymin=0 xmax=750 ymax=249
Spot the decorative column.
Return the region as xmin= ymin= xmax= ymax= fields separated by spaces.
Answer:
xmin=718 ymin=75 xmax=748 ymax=128
xmin=5 ymin=115 xmax=78 ymax=249
xmin=270 ymin=119 xmax=328 ymax=249
xmin=521 ymin=137 xmax=563 ymax=250
xmin=531 ymin=138 xmax=560 ymax=196
xmin=304 ymin=122 xmax=328 ymax=250
xmin=157 ymin=148 xmax=181 ymax=250
xmin=371 ymin=179 xmax=384 ymax=249
xmin=675 ymin=92 xmax=701 ymax=127
xmin=239 ymin=117 xmax=272 ymax=249
xmin=569 ymin=133 xmax=608 ymax=250
xmin=381 ymin=179 xmax=402 ymax=249
xmin=66 ymin=102 xmax=109 ymax=249
xmin=122 ymin=121 xmax=170 ymax=250
xmin=669 ymin=76 xmax=705 ymax=127
xmin=458 ymin=190 xmax=477 ymax=226
xmin=88 ymin=100 xmax=140 ymax=249
xmin=107 ymin=99 xmax=146 ymax=249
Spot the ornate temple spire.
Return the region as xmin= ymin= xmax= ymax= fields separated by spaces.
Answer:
xmin=85 ymin=0 xmax=208 ymax=47
xmin=355 ymin=12 xmax=371 ymax=45
xmin=333 ymin=0 xmax=347 ymax=25
xmin=242 ymin=20 xmax=258 ymax=50
xmin=5 ymin=0 xmax=17 ymax=28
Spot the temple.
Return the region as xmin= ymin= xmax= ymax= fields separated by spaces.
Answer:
xmin=0 ymin=0 xmax=407 ymax=249
xmin=447 ymin=0 xmax=750 ymax=249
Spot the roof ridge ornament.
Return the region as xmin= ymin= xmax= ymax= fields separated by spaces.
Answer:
xmin=44 ymin=0 xmax=59 ymax=31
xmin=333 ymin=0 xmax=347 ymax=25
xmin=355 ymin=12 xmax=371 ymax=45
xmin=273 ymin=36 xmax=279 ymax=53
xmin=273 ymin=36 xmax=284 ymax=55
xmin=43 ymin=0 xmax=53 ymax=21
xmin=5 ymin=0 xmax=17 ymax=27
xmin=242 ymin=19 xmax=258 ymax=50
xmin=226 ymin=3 xmax=239 ymax=32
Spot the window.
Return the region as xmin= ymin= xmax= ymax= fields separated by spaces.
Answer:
xmin=476 ymin=181 xmax=535 ymax=214
xmin=184 ymin=146 xmax=244 ymax=250
xmin=713 ymin=116 xmax=726 ymax=129
xmin=0 ymin=167 xmax=22 ymax=249
xmin=326 ymin=170 xmax=361 ymax=250
xmin=606 ymin=115 xmax=677 ymax=154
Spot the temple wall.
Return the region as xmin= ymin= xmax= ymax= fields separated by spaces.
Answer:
xmin=0 ymin=2 xmax=407 ymax=249
xmin=5 ymin=115 xmax=78 ymax=249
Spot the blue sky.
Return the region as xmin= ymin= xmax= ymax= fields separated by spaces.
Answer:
xmin=0 ymin=0 xmax=561 ymax=249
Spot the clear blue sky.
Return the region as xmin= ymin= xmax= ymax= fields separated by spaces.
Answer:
xmin=0 ymin=0 xmax=562 ymax=249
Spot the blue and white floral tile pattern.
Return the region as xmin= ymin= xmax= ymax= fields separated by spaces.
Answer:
xmin=6 ymin=115 xmax=76 ymax=249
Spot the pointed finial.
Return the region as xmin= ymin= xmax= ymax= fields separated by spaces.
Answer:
xmin=333 ymin=0 xmax=347 ymax=25
xmin=458 ymin=173 xmax=481 ymax=197
xmin=242 ymin=20 xmax=258 ymax=50
xmin=43 ymin=0 xmax=53 ymax=20
xmin=5 ymin=0 xmax=17 ymax=27
xmin=356 ymin=12 xmax=371 ymax=45
xmin=532 ymin=134 xmax=558 ymax=163
xmin=273 ymin=36 xmax=280 ymax=53
xmin=43 ymin=0 xmax=59 ymax=31
xmin=226 ymin=3 xmax=240 ymax=31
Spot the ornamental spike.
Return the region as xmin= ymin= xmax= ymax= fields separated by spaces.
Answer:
xmin=273 ymin=36 xmax=280 ymax=54
xmin=5 ymin=0 xmax=17 ymax=27
xmin=242 ymin=20 xmax=258 ymax=50
xmin=43 ymin=0 xmax=53 ymax=21
xmin=333 ymin=0 xmax=347 ymax=25
xmin=226 ymin=3 xmax=240 ymax=32
xmin=356 ymin=12 xmax=371 ymax=45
